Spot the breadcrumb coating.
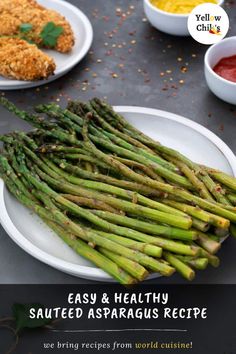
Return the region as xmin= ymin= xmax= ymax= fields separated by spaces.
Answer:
xmin=0 ymin=38 xmax=56 ymax=81
xmin=0 ymin=0 xmax=75 ymax=53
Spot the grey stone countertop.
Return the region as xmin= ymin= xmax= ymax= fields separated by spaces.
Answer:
xmin=0 ymin=0 xmax=236 ymax=284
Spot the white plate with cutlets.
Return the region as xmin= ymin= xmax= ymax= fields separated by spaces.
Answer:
xmin=0 ymin=0 xmax=93 ymax=90
xmin=0 ymin=107 xmax=236 ymax=282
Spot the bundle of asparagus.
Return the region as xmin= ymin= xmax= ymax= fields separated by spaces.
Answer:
xmin=0 ymin=96 xmax=235 ymax=284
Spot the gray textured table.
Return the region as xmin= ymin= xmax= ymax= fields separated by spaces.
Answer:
xmin=0 ymin=0 xmax=236 ymax=284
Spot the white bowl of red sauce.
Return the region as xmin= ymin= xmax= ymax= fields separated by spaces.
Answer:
xmin=143 ymin=0 xmax=224 ymax=37
xmin=205 ymin=36 xmax=236 ymax=105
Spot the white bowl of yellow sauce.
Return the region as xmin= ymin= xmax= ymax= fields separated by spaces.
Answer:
xmin=143 ymin=0 xmax=224 ymax=36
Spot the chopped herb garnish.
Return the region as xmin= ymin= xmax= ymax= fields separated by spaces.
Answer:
xmin=19 ymin=23 xmax=33 ymax=33
xmin=40 ymin=22 xmax=63 ymax=48
xmin=15 ymin=21 xmax=64 ymax=48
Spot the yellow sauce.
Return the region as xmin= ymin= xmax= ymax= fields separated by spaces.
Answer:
xmin=150 ymin=0 xmax=218 ymax=14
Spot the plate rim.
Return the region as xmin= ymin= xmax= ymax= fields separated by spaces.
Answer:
xmin=0 ymin=0 xmax=93 ymax=90
xmin=0 ymin=106 xmax=236 ymax=281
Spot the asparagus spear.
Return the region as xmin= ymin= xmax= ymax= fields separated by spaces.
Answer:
xmin=46 ymin=157 xmax=190 ymax=219
xmin=176 ymin=256 xmax=209 ymax=270
xmin=4 ymin=99 xmax=235 ymax=221
xmin=97 ymin=248 xmax=149 ymax=281
xmin=162 ymin=199 xmax=229 ymax=229
xmin=45 ymin=220 xmax=139 ymax=284
xmin=0 ymin=154 xmax=34 ymax=200
xmin=163 ymin=251 xmax=195 ymax=281
xmin=85 ymin=100 xmax=178 ymax=172
xmin=0 ymin=97 xmax=57 ymax=130
xmin=0 ymin=165 xmax=141 ymax=284
xmin=88 ymin=100 xmax=157 ymax=153
xmin=37 ymin=144 xmax=87 ymax=154
xmin=163 ymin=154 xmax=213 ymax=200
xmin=37 ymin=201 xmax=175 ymax=276
xmin=191 ymin=218 xmax=210 ymax=232
xmin=58 ymin=198 xmax=198 ymax=255
xmin=41 ymin=102 xmax=189 ymax=189
xmin=1 ymin=96 xmax=234 ymax=284
xmin=60 ymin=195 xmax=121 ymax=214
xmin=91 ymin=98 xmax=153 ymax=143
xmin=11 ymin=151 xmax=198 ymax=256
xmin=47 ymin=156 xmax=163 ymax=197
xmin=37 ymin=144 xmax=113 ymax=172
xmin=91 ymin=100 xmax=217 ymax=187
xmin=39 ymin=174 xmax=193 ymax=229
xmin=227 ymin=193 xmax=236 ymax=205
xmin=81 ymin=115 xmax=236 ymax=222
xmin=230 ymin=224 xmax=236 ymax=238
xmin=62 ymin=154 xmax=113 ymax=171
xmin=89 ymin=133 xmax=193 ymax=190
xmin=42 ymin=102 xmax=192 ymax=189
xmin=0 ymin=134 xmax=15 ymax=144
xmin=196 ymin=231 xmax=221 ymax=254
xmin=86 ymin=99 xmax=236 ymax=206
xmin=31 ymin=186 xmax=175 ymax=277
xmin=195 ymin=245 xmax=220 ymax=267
xmin=84 ymin=161 xmax=93 ymax=172
xmin=207 ymin=234 xmax=221 ymax=242
xmin=0 ymin=98 xmax=82 ymax=147
xmin=11 ymin=178 xmax=140 ymax=283
xmin=52 ymin=100 xmax=157 ymax=156
xmin=214 ymin=227 xmax=229 ymax=238
xmin=90 ymin=210 xmax=197 ymax=241
xmin=24 ymin=151 xmax=192 ymax=229
xmin=113 ymin=156 xmax=165 ymax=182
xmin=141 ymin=140 xmax=230 ymax=205
xmin=13 ymin=131 xmax=38 ymax=150
xmin=206 ymin=168 xmax=236 ymax=192
xmin=82 ymin=227 xmax=162 ymax=258
xmin=93 ymin=98 xmax=232 ymax=205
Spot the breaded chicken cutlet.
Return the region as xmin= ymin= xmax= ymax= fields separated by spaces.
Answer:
xmin=0 ymin=38 xmax=56 ymax=81
xmin=0 ymin=0 xmax=74 ymax=53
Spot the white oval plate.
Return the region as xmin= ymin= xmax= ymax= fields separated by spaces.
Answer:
xmin=0 ymin=0 xmax=93 ymax=90
xmin=0 ymin=107 xmax=236 ymax=282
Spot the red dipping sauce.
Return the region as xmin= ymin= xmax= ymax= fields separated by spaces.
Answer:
xmin=213 ymin=55 xmax=236 ymax=83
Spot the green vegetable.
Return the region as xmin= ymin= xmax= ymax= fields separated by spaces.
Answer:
xmin=12 ymin=303 xmax=51 ymax=333
xmin=1 ymin=96 xmax=236 ymax=284
xmin=40 ymin=22 xmax=63 ymax=47
xmin=19 ymin=23 xmax=33 ymax=33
